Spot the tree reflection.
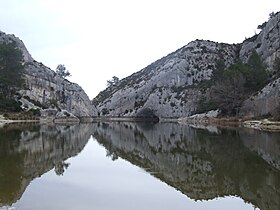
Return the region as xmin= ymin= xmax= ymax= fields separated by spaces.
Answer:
xmin=0 ymin=123 xmax=92 ymax=207
xmin=54 ymin=161 xmax=70 ymax=176
xmin=106 ymin=150 xmax=119 ymax=161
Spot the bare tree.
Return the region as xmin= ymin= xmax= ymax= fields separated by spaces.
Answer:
xmin=210 ymin=72 xmax=246 ymax=115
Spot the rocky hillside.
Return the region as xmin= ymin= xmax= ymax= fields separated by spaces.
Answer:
xmin=0 ymin=31 xmax=95 ymax=119
xmin=93 ymin=40 xmax=239 ymax=118
xmin=93 ymin=12 xmax=280 ymax=119
xmin=240 ymin=13 xmax=280 ymax=117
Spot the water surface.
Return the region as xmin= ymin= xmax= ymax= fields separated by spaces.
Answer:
xmin=0 ymin=122 xmax=279 ymax=210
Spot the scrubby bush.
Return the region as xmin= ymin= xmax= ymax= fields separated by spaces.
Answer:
xmin=101 ymin=108 xmax=109 ymax=115
xmin=0 ymin=96 xmax=22 ymax=112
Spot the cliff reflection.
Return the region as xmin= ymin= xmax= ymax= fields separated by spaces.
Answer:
xmin=93 ymin=122 xmax=280 ymax=210
xmin=0 ymin=123 xmax=92 ymax=207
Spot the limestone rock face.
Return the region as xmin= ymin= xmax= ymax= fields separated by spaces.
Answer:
xmin=239 ymin=12 xmax=280 ymax=118
xmin=93 ymin=12 xmax=280 ymax=119
xmin=0 ymin=31 xmax=96 ymax=118
xmin=21 ymin=61 xmax=96 ymax=117
xmin=93 ymin=40 xmax=239 ymax=118
xmin=240 ymin=12 xmax=280 ymax=70
xmin=240 ymin=78 xmax=280 ymax=117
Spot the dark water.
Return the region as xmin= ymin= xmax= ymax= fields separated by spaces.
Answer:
xmin=0 ymin=122 xmax=279 ymax=210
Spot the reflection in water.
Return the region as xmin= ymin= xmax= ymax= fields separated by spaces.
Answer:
xmin=93 ymin=122 xmax=280 ymax=210
xmin=0 ymin=122 xmax=279 ymax=210
xmin=0 ymin=123 xmax=92 ymax=207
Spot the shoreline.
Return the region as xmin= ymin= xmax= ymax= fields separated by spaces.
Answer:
xmin=177 ymin=117 xmax=280 ymax=131
xmin=243 ymin=119 xmax=280 ymax=131
xmin=0 ymin=117 xmax=40 ymax=127
xmin=1 ymin=115 xmax=280 ymax=131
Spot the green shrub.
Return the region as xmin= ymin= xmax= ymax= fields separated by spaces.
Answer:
xmin=198 ymin=51 xmax=268 ymax=115
xmin=0 ymin=42 xmax=24 ymax=101
xmin=27 ymin=108 xmax=41 ymax=116
xmin=0 ymin=97 xmax=22 ymax=112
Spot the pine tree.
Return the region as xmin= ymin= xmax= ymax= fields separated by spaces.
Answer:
xmin=0 ymin=42 xmax=24 ymax=111
xmin=56 ymin=64 xmax=71 ymax=78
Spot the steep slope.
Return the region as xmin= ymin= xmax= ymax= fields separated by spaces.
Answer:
xmin=0 ymin=31 xmax=95 ymax=118
xmin=93 ymin=40 xmax=239 ymax=118
xmin=93 ymin=12 xmax=280 ymax=119
xmin=240 ymin=13 xmax=280 ymax=118
xmin=240 ymin=12 xmax=280 ymax=69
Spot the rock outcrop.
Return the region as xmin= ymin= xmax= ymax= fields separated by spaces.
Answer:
xmin=240 ymin=13 xmax=280 ymax=70
xmin=93 ymin=40 xmax=239 ymax=118
xmin=240 ymin=77 xmax=280 ymax=117
xmin=0 ymin=31 xmax=96 ymax=119
xmin=239 ymin=13 xmax=280 ymax=118
xmin=93 ymin=12 xmax=280 ymax=119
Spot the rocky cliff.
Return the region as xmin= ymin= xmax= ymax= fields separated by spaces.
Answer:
xmin=0 ymin=31 xmax=95 ymax=119
xmin=239 ymin=13 xmax=280 ymax=117
xmin=93 ymin=40 xmax=239 ymax=118
xmin=93 ymin=12 xmax=280 ymax=119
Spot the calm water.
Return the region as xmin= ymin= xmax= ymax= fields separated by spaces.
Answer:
xmin=0 ymin=122 xmax=279 ymax=210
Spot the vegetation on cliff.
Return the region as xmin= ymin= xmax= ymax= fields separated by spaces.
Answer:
xmin=197 ymin=51 xmax=268 ymax=116
xmin=0 ymin=42 xmax=24 ymax=112
xmin=0 ymin=31 xmax=96 ymax=120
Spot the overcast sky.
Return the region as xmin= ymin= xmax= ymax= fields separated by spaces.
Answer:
xmin=0 ymin=0 xmax=279 ymax=98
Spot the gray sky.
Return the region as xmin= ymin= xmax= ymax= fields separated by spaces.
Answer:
xmin=0 ymin=0 xmax=279 ymax=98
